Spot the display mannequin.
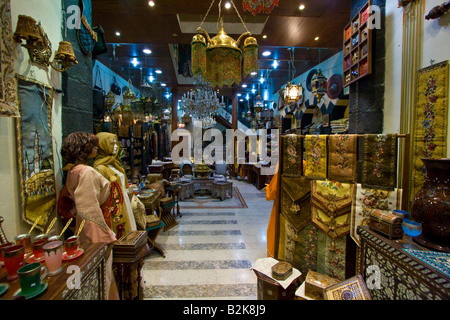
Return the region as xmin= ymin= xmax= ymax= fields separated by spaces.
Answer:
xmin=94 ymin=132 xmax=137 ymax=237
xmin=59 ymin=132 xmax=119 ymax=300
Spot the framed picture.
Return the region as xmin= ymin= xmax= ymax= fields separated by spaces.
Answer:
xmin=323 ymin=113 xmax=330 ymax=127
xmin=16 ymin=76 xmax=56 ymax=231
xmin=0 ymin=0 xmax=19 ymax=117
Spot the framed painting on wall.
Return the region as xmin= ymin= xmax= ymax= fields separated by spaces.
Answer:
xmin=16 ymin=76 xmax=56 ymax=231
xmin=0 ymin=0 xmax=19 ymax=117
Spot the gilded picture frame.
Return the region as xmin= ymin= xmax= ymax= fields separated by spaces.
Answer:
xmin=0 ymin=0 xmax=19 ymax=117
xmin=16 ymin=75 xmax=56 ymax=231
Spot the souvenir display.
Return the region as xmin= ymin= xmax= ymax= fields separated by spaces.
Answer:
xmin=113 ymin=230 xmax=147 ymax=259
xmin=361 ymin=134 xmax=398 ymax=191
xmin=411 ymin=61 xmax=448 ymax=201
xmin=368 ymin=209 xmax=404 ymax=240
xmin=16 ymin=77 xmax=56 ymax=232
xmin=282 ymin=134 xmax=303 ymax=177
xmin=0 ymin=0 xmax=18 ymax=117
xmin=311 ymin=180 xmax=354 ymax=240
xmin=271 ymin=261 xmax=293 ymax=281
xmin=324 ymin=274 xmax=371 ymax=300
xmin=304 ymin=135 xmax=327 ymax=179
xmin=327 ymin=134 xmax=358 ymax=183
xmin=350 ymin=184 xmax=402 ymax=246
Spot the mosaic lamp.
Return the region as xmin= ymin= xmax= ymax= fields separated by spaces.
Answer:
xmin=311 ymin=68 xmax=328 ymax=101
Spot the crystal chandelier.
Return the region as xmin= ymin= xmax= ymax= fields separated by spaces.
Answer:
xmin=180 ymin=76 xmax=225 ymax=126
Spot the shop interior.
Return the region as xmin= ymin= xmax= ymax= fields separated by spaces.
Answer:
xmin=0 ymin=0 xmax=449 ymax=301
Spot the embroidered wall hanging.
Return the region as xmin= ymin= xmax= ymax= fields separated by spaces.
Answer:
xmin=304 ymin=135 xmax=327 ymax=179
xmin=16 ymin=76 xmax=56 ymax=231
xmin=280 ymin=176 xmax=311 ymax=232
xmin=242 ymin=0 xmax=279 ymax=15
xmin=328 ymin=134 xmax=358 ymax=183
xmin=282 ymin=134 xmax=303 ymax=177
xmin=0 ymin=0 xmax=18 ymax=117
xmin=311 ymin=180 xmax=354 ymax=239
xmin=411 ymin=61 xmax=448 ymax=200
xmin=361 ymin=134 xmax=398 ymax=191
xmin=350 ymin=184 xmax=402 ymax=246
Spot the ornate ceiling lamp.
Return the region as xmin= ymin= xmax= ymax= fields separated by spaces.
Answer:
xmin=311 ymin=68 xmax=328 ymax=102
xmin=283 ymin=48 xmax=303 ymax=104
xmin=243 ymin=0 xmax=280 ymax=15
xmin=191 ymin=0 xmax=258 ymax=88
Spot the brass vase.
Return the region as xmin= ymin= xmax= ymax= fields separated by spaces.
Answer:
xmin=411 ymin=158 xmax=450 ymax=252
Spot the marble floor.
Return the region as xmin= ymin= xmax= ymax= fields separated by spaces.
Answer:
xmin=142 ymin=179 xmax=273 ymax=300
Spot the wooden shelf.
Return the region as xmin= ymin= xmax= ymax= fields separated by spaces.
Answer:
xmin=343 ymin=0 xmax=373 ymax=87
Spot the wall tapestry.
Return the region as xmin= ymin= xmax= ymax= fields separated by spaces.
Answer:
xmin=328 ymin=134 xmax=358 ymax=183
xmin=361 ymin=134 xmax=398 ymax=191
xmin=350 ymin=184 xmax=402 ymax=246
xmin=304 ymin=135 xmax=327 ymax=179
xmin=411 ymin=61 xmax=448 ymax=200
xmin=0 ymin=0 xmax=19 ymax=117
xmin=16 ymin=76 xmax=56 ymax=231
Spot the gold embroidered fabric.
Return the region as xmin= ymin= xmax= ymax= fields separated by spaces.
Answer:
xmin=280 ymin=176 xmax=311 ymax=232
xmin=304 ymin=135 xmax=328 ymax=179
xmin=361 ymin=134 xmax=397 ymax=191
xmin=412 ymin=61 xmax=448 ymax=200
xmin=328 ymin=134 xmax=358 ymax=183
xmin=311 ymin=180 xmax=354 ymax=239
xmin=282 ymin=134 xmax=303 ymax=177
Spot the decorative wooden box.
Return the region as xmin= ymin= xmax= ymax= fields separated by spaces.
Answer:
xmin=357 ymin=226 xmax=450 ymax=300
xmin=113 ymin=231 xmax=147 ymax=259
xmin=272 ymin=261 xmax=293 ymax=281
xmin=325 ymin=274 xmax=372 ymax=300
xmin=369 ymin=209 xmax=403 ymax=240
xmin=304 ymin=270 xmax=340 ymax=300
xmin=253 ymin=269 xmax=300 ymax=300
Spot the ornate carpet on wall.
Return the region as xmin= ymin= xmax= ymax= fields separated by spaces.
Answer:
xmin=179 ymin=187 xmax=248 ymax=209
xmin=411 ymin=61 xmax=448 ymax=200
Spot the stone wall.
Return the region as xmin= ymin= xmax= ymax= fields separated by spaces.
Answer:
xmin=61 ymin=0 xmax=93 ymax=138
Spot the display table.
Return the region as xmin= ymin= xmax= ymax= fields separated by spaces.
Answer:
xmin=113 ymin=242 xmax=151 ymax=300
xmin=148 ymin=161 xmax=177 ymax=180
xmin=178 ymin=181 xmax=194 ymax=201
xmin=0 ymin=242 xmax=109 ymax=300
xmin=212 ymin=181 xmax=233 ymax=201
xmin=356 ymin=226 xmax=450 ymax=300
xmin=243 ymin=164 xmax=273 ymax=190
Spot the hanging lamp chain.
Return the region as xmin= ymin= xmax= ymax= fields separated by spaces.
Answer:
xmin=230 ymin=0 xmax=250 ymax=34
xmin=199 ymin=0 xmax=217 ymax=29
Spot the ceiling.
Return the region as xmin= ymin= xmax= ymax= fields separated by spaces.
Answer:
xmin=92 ymin=0 xmax=352 ymax=101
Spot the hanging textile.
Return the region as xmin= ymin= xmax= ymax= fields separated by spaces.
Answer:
xmin=304 ymin=135 xmax=327 ymax=179
xmin=411 ymin=61 xmax=448 ymax=200
xmin=282 ymin=134 xmax=303 ymax=177
xmin=328 ymin=134 xmax=358 ymax=183
xmin=311 ymin=180 xmax=354 ymax=240
xmin=361 ymin=134 xmax=397 ymax=191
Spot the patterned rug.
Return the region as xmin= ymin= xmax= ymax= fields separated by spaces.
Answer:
xmin=179 ymin=187 xmax=248 ymax=209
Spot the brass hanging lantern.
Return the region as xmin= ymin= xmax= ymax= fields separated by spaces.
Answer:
xmin=192 ymin=0 xmax=257 ymax=88
xmin=243 ymin=36 xmax=258 ymax=77
xmin=283 ymin=81 xmax=303 ymax=104
xmin=311 ymin=68 xmax=328 ymax=101
xmin=191 ymin=34 xmax=207 ymax=77
xmin=105 ymin=90 xmax=116 ymax=113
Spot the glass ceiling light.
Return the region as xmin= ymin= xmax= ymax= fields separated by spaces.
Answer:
xmin=243 ymin=0 xmax=280 ymax=15
xmin=191 ymin=0 xmax=258 ymax=88
xmin=283 ymin=48 xmax=303 ymax=104
xmin=180 ymin=76 xmax=225 ymax=124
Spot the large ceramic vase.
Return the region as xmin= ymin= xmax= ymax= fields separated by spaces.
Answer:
xmin=411 ymin=158 xmax=450 ymax=252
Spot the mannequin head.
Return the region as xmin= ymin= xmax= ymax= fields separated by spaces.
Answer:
xmin=61 ymin=132 xmax=99 ymax=165
xmin=96 ymin=132 xmax=120 ymax=157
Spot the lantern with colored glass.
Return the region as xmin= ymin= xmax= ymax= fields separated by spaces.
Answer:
xmin=311 ymin=68 xmax=328 ymax=101
xmin=283 ymin=81 xmax=303 ymax=104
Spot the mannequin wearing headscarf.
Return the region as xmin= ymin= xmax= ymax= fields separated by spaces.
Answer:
xmin=94 ymin=132 xmax=137 ymax=237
